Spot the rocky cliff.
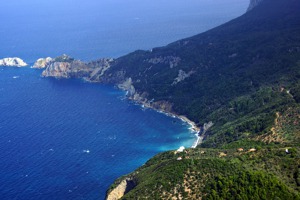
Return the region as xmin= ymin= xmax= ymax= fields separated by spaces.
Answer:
xmin=0 ymin=57 xmax=27 ymax=67
xmin=42 ymin=59 xmax=88 ymax=78
xmin=106 ymin=177 xmax=136 ymax=200
xmin=39 ymin=55 xmax=113 ymax=80
xmin=32 ymin=57 xmax=53 ymax=69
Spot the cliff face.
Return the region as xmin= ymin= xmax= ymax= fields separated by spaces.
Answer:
xmin=32 ymin=57 xmax=53 ymax=69
xmin=42 ymin=60 xmax=89 ymax=78
xmin=38 ymin=55 xmax=113 ymax=80
xmin=106 ymin=178 xmax=136 ymax=200
xmin=0 ymin=57 xmax=27 ymax=67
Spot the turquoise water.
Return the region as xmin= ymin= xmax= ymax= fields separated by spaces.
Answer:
xmin=0 ymin=0 xmax=249 ymax=199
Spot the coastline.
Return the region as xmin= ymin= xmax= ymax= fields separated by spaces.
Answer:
xmin=133 ymin=99 xmax=202 ymax=149
xmin=178 ymin=115 xmax=203 ymax=148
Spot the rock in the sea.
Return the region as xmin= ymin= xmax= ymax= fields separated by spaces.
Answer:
xmin=32 ymin=57 xmax=53 ymax=69
xmin=0 ymin=57 xmax=27 ymax=67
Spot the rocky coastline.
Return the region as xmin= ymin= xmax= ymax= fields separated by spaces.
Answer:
xmin=33 ymin=54 xmax=206 ymax=148
xmin=32 ymin=54 xmax=209 ymax=200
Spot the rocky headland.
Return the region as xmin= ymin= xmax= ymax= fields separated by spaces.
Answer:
xmin=35 ymin=54 xmax=203 ymax=134
xmin=32 ymin=57 xmax=53 ymax=69
xmin=0 ymin=57 xmax=27 ymax=67
xmin=36 ymin=54 xmax=113 ymax=80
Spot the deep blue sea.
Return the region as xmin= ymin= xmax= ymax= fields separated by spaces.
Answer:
xmin=0 ymin=0 xmax=249 ymax=199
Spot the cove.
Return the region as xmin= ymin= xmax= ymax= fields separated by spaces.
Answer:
xmin=0 ymin=67 xmax=195 ymax=199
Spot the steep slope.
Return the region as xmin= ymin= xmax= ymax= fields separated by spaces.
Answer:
xmin=89 ymin=0 xmax=300 ymax=148
xmin=38 ymin=0 xmax=300 ymax=147
xmin=36 ymin=1 xmax=300 ymax=197
xmin=107 ymin=146 xmax=300 ymax=199
xmin=105 ymin=0 xmax=300 ymax=199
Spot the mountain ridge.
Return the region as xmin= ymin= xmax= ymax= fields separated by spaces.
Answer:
xmin=37 ymin=0 xmax=300 ymax=147
xmin=33 ymin=0 xmax=300 ymax=198
xmin=103 ymin=0 xmax=300 ymax=198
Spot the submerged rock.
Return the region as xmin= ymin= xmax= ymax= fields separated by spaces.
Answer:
xmin=0 ymin=57 xmax=27 ymax=67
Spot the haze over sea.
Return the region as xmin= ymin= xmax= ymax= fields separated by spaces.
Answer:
xmin=0 ymin=0 xmax=248 ymax=199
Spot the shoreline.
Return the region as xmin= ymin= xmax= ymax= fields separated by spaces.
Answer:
xmin=136 ymin=100 xmax=202 ymax=148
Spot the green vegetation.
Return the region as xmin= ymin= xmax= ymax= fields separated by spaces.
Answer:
xmin=107 ymin=146 xmax=300 ymax=199
xmin=203 ymin=171 xmax=297 ymax=200
xmin=105 ymin=0 xmax=300 ymax=199
xmin=100 ymin=0 xmax=300 ymax=148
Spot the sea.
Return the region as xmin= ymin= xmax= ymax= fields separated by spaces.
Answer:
xmin=0 ymin=0 xmax=249 ymax=199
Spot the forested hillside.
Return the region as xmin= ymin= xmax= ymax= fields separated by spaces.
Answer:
xmin=95 ymin=0 xmax=300 ymax=148
xmin=105 ymin=0 xmax=300 ymax=198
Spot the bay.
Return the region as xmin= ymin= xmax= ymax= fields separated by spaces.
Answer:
xmin=0 ymin=67 xmax=195 ymax=199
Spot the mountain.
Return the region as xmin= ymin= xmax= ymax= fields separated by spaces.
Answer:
xmin=85 ymin=0 xmax=300 ymax=148
xmin=39 ymin=0 xmax=300 ymax=148
xmin=36 ymin=0 xmax=300 ymax=198
xmin=102 ymin=0 xmax=300 ymax=199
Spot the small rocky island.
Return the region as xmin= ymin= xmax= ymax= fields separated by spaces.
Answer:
xmin=0 ymin=57 xmax=27 ymax=67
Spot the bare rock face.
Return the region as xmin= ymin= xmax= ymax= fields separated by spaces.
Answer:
xmin=147 ymin=56 xmax=181 ymax=68
xmin=151 ymin=100 xmax=173 ymax=113
xmin=0 ymin=57 xmax=27 ymax=67
xmin=106 ymin=178 xmax=136 ymax=200
xmin=42 ymin=61 xmax=72 ymax=78
xmin=42 ymin=59 xmax=91 ymax=78
xmin=247 ymin=0 xmax=264 ymax=12
xmin=37 ymin=55 xmax=113 ymax=80
xmin=118 ymin=78 xmax=136 ymax=96
xmin=32 ymin=57 xmax=53 ymax=69
xmin=172 ymin=69 xmax=195 ymax=85
xmin=87 ymin=58 xmax=113 ymax=81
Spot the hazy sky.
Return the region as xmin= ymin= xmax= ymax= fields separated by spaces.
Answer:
xmin=0 ymin=0 xmax=249 ymax=61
